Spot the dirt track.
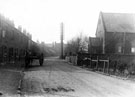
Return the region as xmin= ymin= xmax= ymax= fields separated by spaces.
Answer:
xmin=21 ymin=57 xmax=135 ymax=97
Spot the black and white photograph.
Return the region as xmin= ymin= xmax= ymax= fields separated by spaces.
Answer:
xmin=0 ymin=0 xmax=135 ymax=97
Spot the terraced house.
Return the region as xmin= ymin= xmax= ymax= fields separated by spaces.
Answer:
xmin=0 ymin=14 xmax=32 ymax=65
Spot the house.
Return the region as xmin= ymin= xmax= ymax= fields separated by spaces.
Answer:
xmin=0 ymin=14 xmax=31 ymax=63
xmin=96 ymin=12 xmax=135 ymax=54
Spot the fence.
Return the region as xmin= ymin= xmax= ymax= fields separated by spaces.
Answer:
xmin=66 ymin=53 xmax=135 ymax=76
xmin=65 ymin=56 xmax=77 ymax=65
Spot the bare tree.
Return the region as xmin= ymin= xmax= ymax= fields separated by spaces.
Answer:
xmin=64 ymin=33 xmax=89 ymax=55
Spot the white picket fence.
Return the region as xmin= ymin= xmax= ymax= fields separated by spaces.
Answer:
xmin=65 ymin=56 xmax=77 ymax=65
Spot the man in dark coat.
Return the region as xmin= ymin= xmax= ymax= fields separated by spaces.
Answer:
xmin=39 ymin=53 xmax=44 ymax=66
xmin=25 ymin=51 xmax=30 ymax=68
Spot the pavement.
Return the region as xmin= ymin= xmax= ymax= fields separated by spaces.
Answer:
xmin=21 ymin=58 xmax=135 ymax=97
xmin=0 ymin=61 xmax=24 ymax=97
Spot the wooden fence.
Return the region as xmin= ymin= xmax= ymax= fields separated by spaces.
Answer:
xmin=65 ymin=56 xmax=77 ymax=65
xmin=66 ymin=53 xmax=135 ymax=76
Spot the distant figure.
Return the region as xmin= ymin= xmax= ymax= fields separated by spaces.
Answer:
xmin=29 ymin=51 xmax=33 ymax=65
xmin=25 ymin=51 xmax=30 ymax=68
xmin=39 ymin=53 xmax=44 ymax=66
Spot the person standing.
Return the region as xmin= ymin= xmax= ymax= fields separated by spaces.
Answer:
xmin=39 ymin=53 xmax=44 ymax=66
xmin=25 ymin=51 xmax=30 ymax=68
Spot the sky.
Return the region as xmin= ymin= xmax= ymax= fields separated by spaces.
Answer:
xmin=0 ymin=0 xmax=135 ymax=43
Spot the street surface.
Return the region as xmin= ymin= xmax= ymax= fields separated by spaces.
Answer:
xmin=21 ymin=57 xmax=135 ymax=97
xmin=0 ymin=69 xmax=22 ymax=97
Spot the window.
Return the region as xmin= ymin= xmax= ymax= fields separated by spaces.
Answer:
xmin=131 ymin=47 xmax=135 ymax=53
xmin=118 ymin=46 xmax=122 ymax=53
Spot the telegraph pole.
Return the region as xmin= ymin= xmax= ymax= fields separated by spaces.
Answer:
xmin=61 ymin=22 xmax=64 ymax=59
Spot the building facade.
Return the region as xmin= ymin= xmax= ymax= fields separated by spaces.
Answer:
xmin=95 ymin=12 xmax=135 ymax=54
xmin=0 ymin=14 xmax=32 ymax=64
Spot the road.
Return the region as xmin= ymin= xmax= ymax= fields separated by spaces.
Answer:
xmin=0 ymin=69 xmax=22 ymax=97
xmin=21 ymin=57 xmax=135 ymax=97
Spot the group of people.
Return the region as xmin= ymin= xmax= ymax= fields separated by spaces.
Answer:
xmin=25 ymin=51 xmax=44 ymax=68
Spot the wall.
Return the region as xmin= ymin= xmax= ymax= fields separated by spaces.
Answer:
xmin=105 ymin=32 xmax=135 ymax=54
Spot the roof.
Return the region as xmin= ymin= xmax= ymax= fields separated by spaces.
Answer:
xmin=101 ymin=12 xmax=135 ymax=33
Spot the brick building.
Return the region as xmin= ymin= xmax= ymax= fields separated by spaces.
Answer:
xmin=94 ymin=12 xmax=135 ymax=54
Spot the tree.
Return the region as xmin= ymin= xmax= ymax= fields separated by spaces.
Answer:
xmin=64 ymin=33 xmax=89 ymax=55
